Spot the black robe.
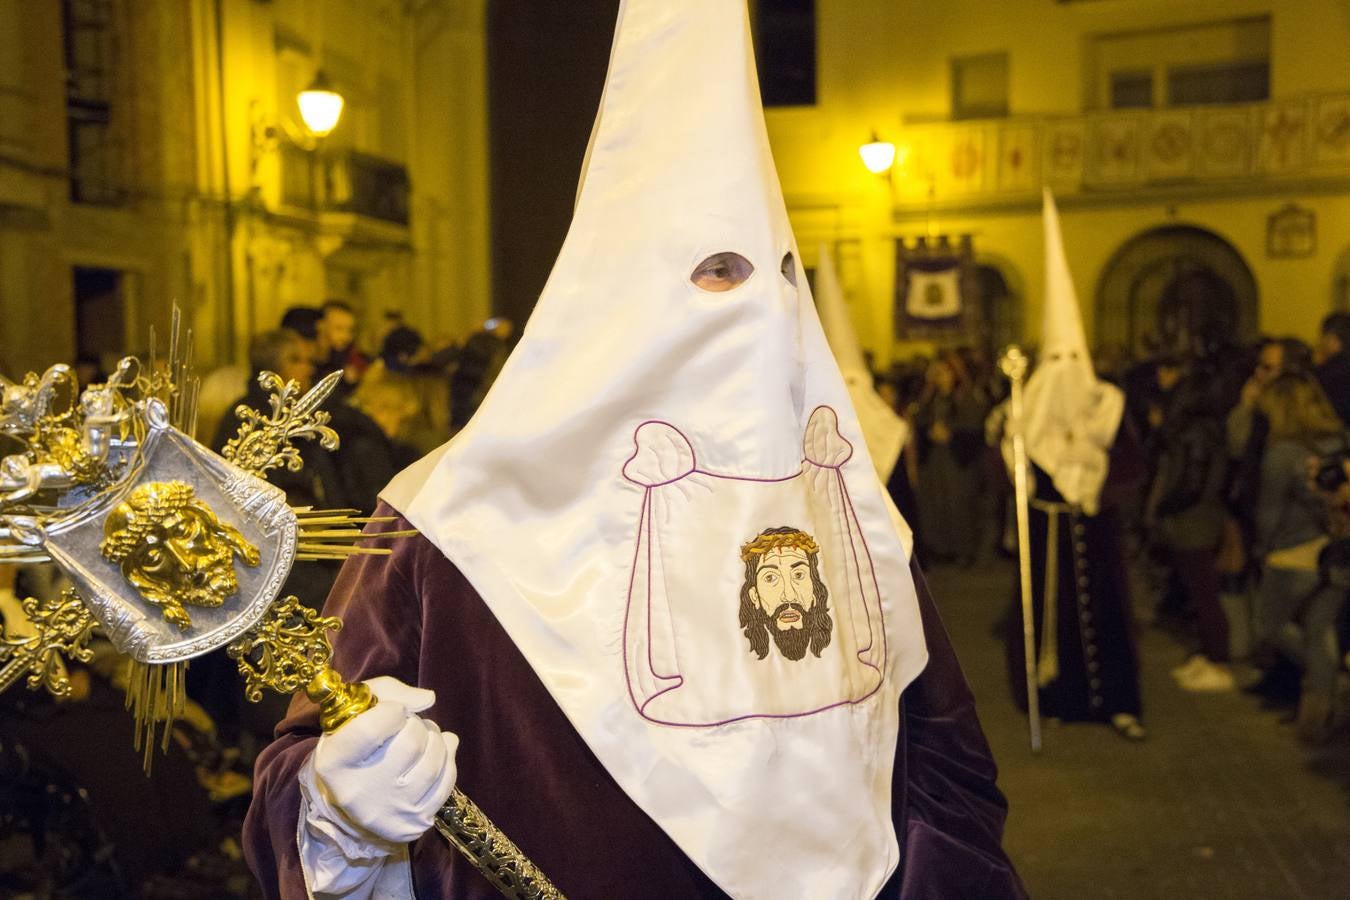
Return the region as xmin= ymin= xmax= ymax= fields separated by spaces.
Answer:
xmin=1006 ymin=438 xmax=1145 ymax=723
xmin=244 ymin=504 xmax=1025 ymax=898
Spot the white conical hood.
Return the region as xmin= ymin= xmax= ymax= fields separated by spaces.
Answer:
xmin=1021 ymin=189 xmax=1124 ymax=514
xmin=383 ymin=2 xmax=925 ymax=897
xmin=816 ymin=242 xmax=910 ymax=483
xmin=1040 ymin=189 xmax=1091 ymax=362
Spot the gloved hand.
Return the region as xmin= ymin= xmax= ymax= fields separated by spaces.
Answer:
xmin=310 ymin=676 xmax=459 ymax=844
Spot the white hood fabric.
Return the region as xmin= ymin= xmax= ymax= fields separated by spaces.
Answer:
xmin=381 ymin=1 xmax=927 ymax=896
xmin=816 ymin=243 xmax=911 ymax=485
xmin=1021 ymin=190 xmax=1124 ymax=515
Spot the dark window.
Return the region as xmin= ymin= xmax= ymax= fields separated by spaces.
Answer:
xmin=755 ymin=0 xmax=816 ymax=107
xmin=62 ymin=0 xmax=122 ymax=204
xmin=1168 ymin=61 xmax=1269 ymax=106
xmin=952 ymin=52 xmax=1009 ymax=120
xmin=1110 ymin=70 xmax=1153 ymax=109
xmin=73 ymin=266 xmax=124 ymax=359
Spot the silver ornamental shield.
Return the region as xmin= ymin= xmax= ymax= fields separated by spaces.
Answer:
xmin=9 ymin=399 xmax=297 ymax=664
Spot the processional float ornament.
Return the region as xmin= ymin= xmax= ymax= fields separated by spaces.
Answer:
xmin=0 ymin=311 xmax=563 ymax=899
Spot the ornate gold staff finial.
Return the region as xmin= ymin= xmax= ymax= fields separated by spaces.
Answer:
xmin=0 ymin=312 xmax=565 ymax=898
xmin=228 ymin=595 xmax=566 ymax=900
xmin=0 ymin=588 xmax=97 ymax=697
xmin=222 ymin=370 xmax=341 ymax=479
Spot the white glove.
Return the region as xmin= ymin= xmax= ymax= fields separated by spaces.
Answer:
xmin=310 ymin=676 xmax=459 ymax=844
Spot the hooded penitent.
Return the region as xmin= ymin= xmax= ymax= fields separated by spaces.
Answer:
xmin=382 ymin=2 xmax=927 ymax=896
xmin=1021 ymin=190 xmax=1125 ymax=515
xmin=815 ymin=242 xmax=911 ymax=484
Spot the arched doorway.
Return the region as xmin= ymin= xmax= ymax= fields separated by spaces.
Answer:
xmin=1096 ymin=226 xmax=1258 ymax=358
xmin=973 ymin=256 xmax=1024 ymax=355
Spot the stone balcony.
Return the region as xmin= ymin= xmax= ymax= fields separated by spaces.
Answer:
xmin=278 ymin=143 xmax=411 ymax=228
xmin=887 ymin=91 xmax=1350 ymax=212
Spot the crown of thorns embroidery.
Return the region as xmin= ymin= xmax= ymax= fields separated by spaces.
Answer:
xmin=739 ymin=528 xmax=819 ymax=561
xmin=100 ymin=481 xmax=198 ymax=563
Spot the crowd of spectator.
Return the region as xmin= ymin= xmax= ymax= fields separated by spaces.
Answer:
xmin=201 ymin=301 xmax=512 ymax=517
xmin=872 ymin=315 xmax=1350 ymax=748
xmin=7 ymin=303 xmax=1350 ymax=893
xmin=1128 ymin=314 xmax=1350 ymax=743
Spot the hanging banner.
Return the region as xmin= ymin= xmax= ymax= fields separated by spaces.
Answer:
xmin=895 ymin=234 xmax=976 ymax=339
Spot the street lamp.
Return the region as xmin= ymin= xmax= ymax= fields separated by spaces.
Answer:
xmin=859 ymin=132 xmax=897 ymax=176
xmin=297 ymin=71 xmax=344 ymax=138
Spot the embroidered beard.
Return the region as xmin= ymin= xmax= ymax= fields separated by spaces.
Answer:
xmin=739 ymin=589 xmax=833 ymax=661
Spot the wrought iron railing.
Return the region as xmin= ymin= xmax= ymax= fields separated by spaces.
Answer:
xmin=277 ymin=145 xmax=410 ymax=227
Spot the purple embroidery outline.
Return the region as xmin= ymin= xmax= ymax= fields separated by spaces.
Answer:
xmin=620 ymin=406 xmax=889 ymax=728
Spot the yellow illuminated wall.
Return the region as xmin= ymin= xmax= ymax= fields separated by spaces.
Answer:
xmin=0 ymin=0 xmax=491 ymax=376
xmin=766 ymin=0 xmax=1350 ymax=364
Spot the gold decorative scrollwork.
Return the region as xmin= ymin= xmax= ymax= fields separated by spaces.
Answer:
xmin=222 ymin=371 xmax=341 ymax=480
xmin=229 ymin=595 xmax=565 ymax=898
xmin=226 ymin=594 xmax=342 ymax=702
xmin=434 ymin=791 xmax=566 ymax=900
xmin=0 ymin=588 xmax=97 ymax=697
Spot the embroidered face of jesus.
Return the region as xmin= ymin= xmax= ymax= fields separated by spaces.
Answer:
xmin=738 ymin=527 xmax=833 ymax=661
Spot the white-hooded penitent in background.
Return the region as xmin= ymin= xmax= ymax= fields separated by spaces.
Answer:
xmin=382 ymin=1 xmax=927 ymax=896
xmin=1020 ymin=189 xmax=1125 ymax=515
xmin=815 ymin=242 xmax=911 ymax=484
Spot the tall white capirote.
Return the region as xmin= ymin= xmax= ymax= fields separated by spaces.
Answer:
xmin=1020 ymin=189 xmax=1124 ymax=515
xmin=384 ymin=3 xmax=927 ymax=895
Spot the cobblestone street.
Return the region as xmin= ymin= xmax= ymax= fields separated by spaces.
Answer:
xmin=928 ymin=562 xmax=1350 ymax=899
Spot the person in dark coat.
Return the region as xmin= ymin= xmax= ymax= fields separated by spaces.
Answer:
xmin=449 ymin=317 xmax=514 ymax=430
xmin=1316 ymin=312 xmax=1350 ymax=425
xmin=913 ymin=358 xmax=987 ymax=565
xmin=315 ymin=300 xmax=368 ymax=398
xmin=1147 ymin=372 xmax=1234 ymax=691
xmin=212 ymin=328 xmax=348 ymax=514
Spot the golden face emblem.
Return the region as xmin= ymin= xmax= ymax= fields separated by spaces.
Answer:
xmin=100 ymin=481 xmax=261 ymax=629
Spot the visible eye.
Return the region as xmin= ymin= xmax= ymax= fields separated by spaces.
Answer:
xmin=780 ymin=252 xmax=797 ymax=286
xmin=793 ymin=569 xmax=807 ymax=581
xmin=690 ymin=252 xmax=754 ymax=292
xmin=762 ymin=572 xmax=778 ymax=584
xmin=143 ymin=548 xmax=163 ymax=565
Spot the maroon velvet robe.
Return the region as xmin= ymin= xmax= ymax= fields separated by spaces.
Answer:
xmin=244 ymin=504 xmax=1025 ymax=898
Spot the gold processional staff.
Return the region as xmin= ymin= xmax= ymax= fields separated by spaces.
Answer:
xmin=0 ymin=322 xmax=564 ymax=899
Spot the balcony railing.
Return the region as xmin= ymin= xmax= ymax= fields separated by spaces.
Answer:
xmin=887 ymin=91 xmax=1350 ymax=207
xmin=277 ymin=145 xmax=410 ymax=227
xmin=279 ymin=142 xmax=318 ymax=210
xmin=324 ymin=150 xmax=410 ymax=226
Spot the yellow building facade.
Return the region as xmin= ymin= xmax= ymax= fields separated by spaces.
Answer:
xmin=767 ymin=0 xmax=1350 ymax=365
xmin=8 ymin=2 xmax=1350 ymax=375
xmin=0 ymin=0 xmax=490 ymax=376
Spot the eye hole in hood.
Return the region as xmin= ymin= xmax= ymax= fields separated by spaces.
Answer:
xmin=691 ymin=252 xmax=754 ymax=292
xmin=780 ymin=252 xmax=797 ymax=287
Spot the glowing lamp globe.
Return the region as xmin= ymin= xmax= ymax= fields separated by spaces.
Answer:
xmin=859 ymin=138 xmax=897 ymax=175
xmin=298 ymin=72 xmax=344 ymax=138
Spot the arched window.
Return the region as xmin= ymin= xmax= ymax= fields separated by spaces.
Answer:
xmin=1096 ymin=226 xmax=1257 ymax=358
